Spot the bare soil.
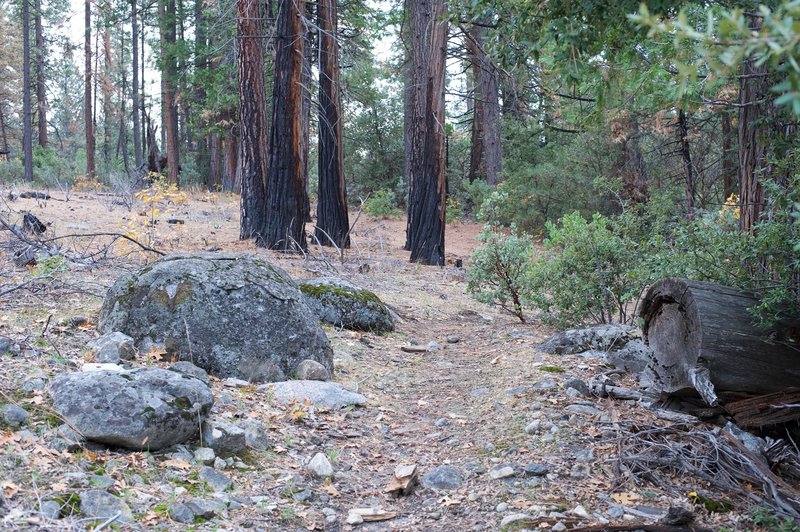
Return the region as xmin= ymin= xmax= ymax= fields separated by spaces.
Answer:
xmin=0 ymin=189 xmax=765 ymax=530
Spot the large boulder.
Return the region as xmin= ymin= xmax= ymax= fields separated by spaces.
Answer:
xmin=97 ymin=253 xmax=334 ymax=382
xmin=48 ymin=367 xmax=213 ymax=451
xmin=539 ymin=324 xmax=651 ymax=373
xmin=298 ymin=277 xmax=394 ymax=332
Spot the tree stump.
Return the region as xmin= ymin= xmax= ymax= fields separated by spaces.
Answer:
xmin=639 ymin=279 xmax=800 ymax=406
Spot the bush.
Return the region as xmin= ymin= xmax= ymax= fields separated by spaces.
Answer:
xmin=364 ymin=189 xmax=402 ymax=218
xmin=467 ymin=226 xmax=536 ymax=322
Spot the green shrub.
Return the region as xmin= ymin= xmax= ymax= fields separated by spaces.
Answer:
xmin=467 ymin=226 xmax=536 ymax=322
xmin=0 ymin=158 xmax=24 ymax=184
xmin=364 ymin=189 xmax=402 ymax=218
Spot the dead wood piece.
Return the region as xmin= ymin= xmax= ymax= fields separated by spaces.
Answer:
xmin=639 ymin=279 xmax=800 ymax=405
xmin=400 ymin=345 xmax=429 ymax=353
xmin=653 ymin=409 xmax=700 ymax=424
xmin=724 ymin=388 xmax=800 ymax=429
xmin=347 ymin=508 xmax=396 ymax=522
xmin=588 ymin=374 xmax=651 ymax=401
xmin=19 ymin=191 xmax=50 ymax=200
xmin=23 ymin=213 xmax=46 ymax=234
xmin=568 ymin=527 xmax=713 ymax=532
xmin=385 ymin=463 xmax=418 ymax=495
xmin=13 ymin=246 xmax=37 ymax=267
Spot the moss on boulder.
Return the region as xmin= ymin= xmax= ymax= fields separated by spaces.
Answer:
xmin=299 ymin=277 xmax=394 ymax=332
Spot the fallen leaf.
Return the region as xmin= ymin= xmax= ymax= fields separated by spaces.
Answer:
xmin=160 ymin=457 xmax=192 ymax=470
xmin=2 ymin=480 xmax=21 ymax=498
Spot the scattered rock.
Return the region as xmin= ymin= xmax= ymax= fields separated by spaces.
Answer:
xmin=98 ymin=253 xmax=334 ymax=382
xmin=260 ymin=380 xmax=367 ymax=409
xmin=570 ymin=463 xmax=590 ymax=479
xmin=571 ymin=504 xmax=591 ymax=519
xmin=293 ymin=359 xmax=331 ymax=381
xmin=39 ymin=499 xmax=62 ymax=520
xmin=201 ymin=418 xmax=246 ymax=455
xmin=489 ymin=465 xmax=515 ymax=480
xmin=49 ymin=367 xmax=213 ymax=451
xmin=385 ymin=463 xmax=418 ymax=495
xmin=539 ymin=324 xmax=637 ymax=355
xmin=496 ymin=502 xmax=509 ymax=512
xmin=500 ymin=513 xmax=535 ymax=529
xmin=607 ymin=506 xmax=625 ymax=518
xmin=522 ymin=463 xmax=550 ymax=476
xmin=3 ymin=404 xmax=29 ymax=427
xmin=167 ymin=502 xmax=195 ymax=524
xmin=299 ymin=277 xmax=394 ymax=332
xmin=307 ymin=452 xmax=334 ymax=479
xmin=87 ymin=332 xmax=136 ymax=364
xmin=241 ymin=419 xmax=270 ymax=451
xmin=566 ymin=404 xmax=602 ymax=417
xmin=606 ymin=339 xmax=652 ymax=373
xmin=194 ymin=447 xmax=216 ymax=465
xmin=69 ymin=315 xmax=89 ymax=328
xmin=427 ymin=341 xmax=442 ymax=351
xmin=168 ymin=361 xmax=210 ymax=384
xmin=420 ymin=466 xmax=463 ymax=491
xmin=199 ymin=466 xmax=233 ymax=492
xmin=88 ymin=475 xmax=115 ymax=489
xmin=524 ymin=420 xmax=541 ymax=434
xmin=446 ymin=335 xmax=461 ymax=343
xmin=552 ymin=522 xmax=568 ymax=532
xmin=79 ymin=490 xmax=134 ymax=523
xmin=21 ymin=378 xmax=45 ymax=394
xmin=0 ymin=337 xmax=12 ymax=354
xmin=530 ymin=379 xmax=557 ymax=391
xmin=184 ymin=498 xmax=225 ymax=519
xmin=434 ymin=417 xmax=449 ymax=427
xmin=564 ymin=378 xmax=592 ymax=397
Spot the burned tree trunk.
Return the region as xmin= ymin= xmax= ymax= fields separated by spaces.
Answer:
xmin=640 ymin=279 xmax=800 ymax=406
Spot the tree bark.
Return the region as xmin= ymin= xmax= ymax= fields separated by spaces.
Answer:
xmin=34 ymin=0 xmax=47 ymax=149
xmin=223 ymin=129 xmax=238 ymax=193
xmin=102 ymin=3 xmax=114 ymax=164
xmin=640 ymin=279 xmax=800 ymax=406
xmin=405 ymin=0 xmax=448 ymax=265
xmin=0 ymin=103 xmax=9 ymax=157
xmin=300 ymin=1 xmax=313 ymax=223
xmin=721 ymin=111 xmax=736 ymax=201
xmin=737 ymin=15 xmax=768 ymax=233
xmin=84 ymin=0 xmax=95 ymax=180
xmin=314 ymin=0 xmax=350 ymax=248
xmin=678 ymin=109 xmax=695 ymax=220
xmin=263 ymin=0 xmax=307 ymax=251
xmin=131 ymin=0 xmax=143 ymax=168
xmin=22 ymin=0 xmax=33 ymax=181
xmin=195 ymin=0 xmax=210 ymax=187
xmin=237 ymin=0 xmax=269 ymax=241
xmin=209 ymin=132 xmax=221 ymax=189
xmin=467 ymin=22 xmax=501 ymax=186
xmin=159 ymin=0 xmax=180 ymax=184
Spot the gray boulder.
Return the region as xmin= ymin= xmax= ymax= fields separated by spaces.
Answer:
xmin=539 ymin=324 xmax=637 ymax=355
xmin=293 ymin=359 xmax=330 ymax=381
xmin=605 ymin=338 xmax=652 ymax=373
xmin=97 ymin=253 xmax=334 ymax=382
xmin=201 ymin=418 xmax=246 ymax=455
xmin=299 ymin=277 xmax=394 ymax=332
xmin=421 ymin=466 xmax=463 ymax=491
xmin=259 ymin=380 xmax=366 ymax=409
xmin=87 ymin=332 xmax=136 ymax=364
xmin=79 ymin=490 xmax=134 ymax=523
xmin=49 ymin=367 xmax=213 ymax=451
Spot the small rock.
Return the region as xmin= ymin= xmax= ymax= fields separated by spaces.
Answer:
xmin=346 ymin=512 xmax=364 ymax=525
xmin=40 ymin=500 xmax=62 ymax=520
xmin=572 ymin=504 xmax=590 ymax=519
xmin=552 ymin=522 xmax=568 ymax=531
xmin=70 ymin=315 xmax=89 ymax=327
xmin=22 ymin=378 xmax=45 ymax=394
xmin=169 ymin=361 xmax=210 ymax=384
xmin=201 ymin=419 xmax=246 ymax=455
xmin=222 ymin=377 xmax=251 ymax=388
xmin=564 ymin=378 xmax=592 ymax=397
xmin=489 ymin=465 xmax=515 ymax=480
xmin=420 ymin=466 xmax=463 ymax=491
xmin=506 ymin=386 xmax=527 ymax=396
xmin=0 ymin=337 xmax=12 ymax=354
xmin=87 ymin=332 xmax=136 ymax=364
xmin=213 ymin=457 xmax=227 ymax=470
xmin=199 ymin=466 xmax=233 ymax=492
xmin=427 ymin=341 xmax=442 ymax=351
xmin=607 ymin=506 xmax=625 ymax=518
xmin=522 ymin=463 xmax=550 ymax=476
xmin=3 ymin=404 xmax=29 ymax=427
xmin=260 ymin=380 xmax=367 ymax=409
xmin=566 ymin=404 xmax=602 ymax=416
xmin=496 ymin=502 xmax=509 ymax=512
xmin=293 ymin=489 xmax=313 ymax=502
xmin=168 ymin=502 xmax=195 ymax=524
xmin=470 ymin=387 xmax=489 ymax=398
xmin=88 ymin=475 xmax=115 ymax=489
xmin=574 ymin=448 xmax=594 ymax=463
xmin=307 ymin=452 xmax=334 ymax=479
xmin=79 ymin=490 xmax=134 ymax=523
xmin=194 ymin=447 xmax=216 ymax=465
xmin=524 ymin=420 xmax=541 ymax=435
xmin=434 ymin=417 xmax=450 ymax=427
xmin=484 ymin=443 xmax=495 ymax=453
xmin=530 ymin=379 xmax=557 ymax=391
xmin=294 ymin=360 xmax=331 ymax=381
xmin=446 ymin=335 xmax=461 ymax=344
xmin=500 ymin=513 xmax=535 ymax=528
xmin=184 ymin=498 xmax=224 ymax=519
xmin=570 ymin=463 xmax=590 ymax=479
xmin=240 ymin=419 xmax=270 ymax=451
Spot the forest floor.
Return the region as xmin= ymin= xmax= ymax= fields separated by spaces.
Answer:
xmin=0 ymin=188 xmax=772 ymax=531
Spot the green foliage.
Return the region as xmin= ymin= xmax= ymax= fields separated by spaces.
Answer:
xmin=466 ymin=227 xmax=536 ymax=322
xmin=364 ymin=189 xmax=402 ymax=218
xmin=750 ymin=508 xmax=800 ymax=532
xmin=0 ymin=158 xmax=24 ymax=183
xmin=32 ymin=254 xmax=67 ymax=277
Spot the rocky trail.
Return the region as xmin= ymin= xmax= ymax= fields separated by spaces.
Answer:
xmin=0 ymin=190 xmax=771 ymax=530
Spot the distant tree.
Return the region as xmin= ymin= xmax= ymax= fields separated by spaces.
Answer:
xmin=84 ymin=0 xmax=95 ymax=180
xmin=34 ymin=0 xmax=47 ymax=148
xmin=405 ymin=0 xmax=448 ymax=265
xmin=466 ymin=20 xmax=501 ymax=186
xmin=315 ymin=0 xmax=350 ymax=248
xmin=159 ymin=0 xmax=179 ymax=184
xmin=131 ymin=0 xmax=143 ymax=168
xmin=22 ymin=0 xmax=33 ymax=181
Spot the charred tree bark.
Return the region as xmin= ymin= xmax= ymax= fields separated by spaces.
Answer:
xmin=84 ymin=0 xmax=95 ymax=180
xmin=34 ymin=0 xmax=47 ymax=149
xmin=640 ymin=279 xmax=800 ymax=406
xmin=159 ymin=0 xmax=180 ymax=184
xmin=467 ymin=22 xmax=501 ymax=186
xmin=263 ymin=0 xmax=307 ymax=251
xmin=300 ymin=1 xmax=313 ymax=223
xmin=131 ymin=0 xmax=143 ymax=167
xmin=224 ymin=129 xmax=238 ymax=193
xmin=22 ymin=0 xmax=33 ymax=181
xmin=678 ymin=109 xmax=695 ymax=220
xmin=405 ymin=0 xmax=448 ymax=265
xmin=314 ymin=0 xmax=350 ymax=249
xmin=738 ymin=14 xmax=767 ymax=233
xmin=0 ymin=103 xmax=9 ymax=157
xmin=237 ymin=0 xmax=269 ymax=241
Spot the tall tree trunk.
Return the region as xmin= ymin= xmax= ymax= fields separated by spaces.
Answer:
xmin=84 ymin=0 xmax=95 ymax=180
xmin=223 ymin=130 xmax=238 ymax=193
xmin=0 ymin=104 xmax=9 ymax=158
xmin=402 ymin=0 xmax=413 ymax=250
xmin=159 ymin=0 xmax=180 ymax=184
xmin=22 ymin=0 xmax=33 ymax=181
xmin=209 ymin=132 xmax=221 ymax=189
xmin=678 ymin=109 xmax=695 ymax=220
xmin=406 ymin=0 xmax=448 ymax=265
xmin=621 ymin=118 xmax=648 ymax=204
xmin=34 ymin=0 xmax=47 ymax=149
xmin=721 ymin=111 xmax=736 ymax=201
xmin=467 ymin=22 xmax=502 ymax=186
xmin=195 ymin=0 xmax=210 ymax=186
xmin=237 ymin=0 xmax=269 ymax=241
xmin=131 ymin=0 xmax=143 ymax=167
xmin=300 ymin=1 xmax=313 ymax=223
xmin=102 ymin=3 xmax=114 ymax=164
xmin=140 ymin=13 xmax=146 ymax=157
xmin=738 ymin=16 xmax=767 ymax=233
xmin=263 ymin=0 xmax=307 ymax=251
xmin=315 ymin=0 xmax=349 ymax=248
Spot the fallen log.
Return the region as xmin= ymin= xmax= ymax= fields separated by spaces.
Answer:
xmin=639 ymin=279 xmax=800 ymax=406
xmin=724 ymin=388 xmax=800 ymax=429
